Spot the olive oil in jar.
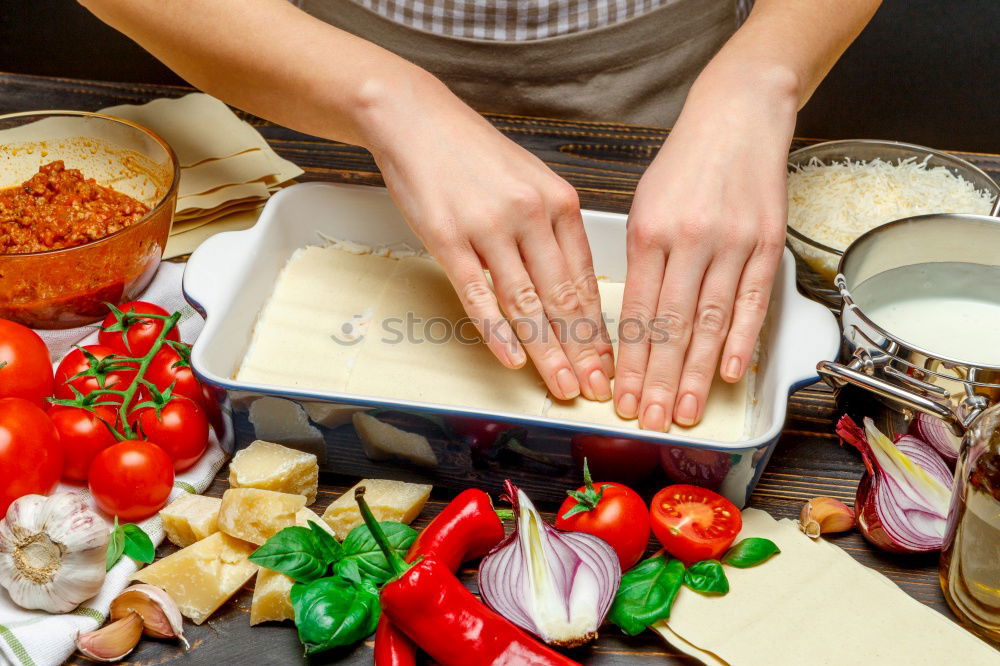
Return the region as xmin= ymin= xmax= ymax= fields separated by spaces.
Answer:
xmin=941 ymin=404 xmax=1000 ymax=644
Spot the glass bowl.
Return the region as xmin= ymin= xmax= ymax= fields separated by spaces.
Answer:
xmin=0 ymin=110 xmax=179 ymax=329
xmin=786 ymin=139 xmax=999 ymax=309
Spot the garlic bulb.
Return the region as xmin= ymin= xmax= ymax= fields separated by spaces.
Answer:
xmin=0 ymin=493 xmax=109 ymax=613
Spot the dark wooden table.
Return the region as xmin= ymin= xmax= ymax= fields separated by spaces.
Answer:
xmin=3 ymin=71 xmax=993 ymax=665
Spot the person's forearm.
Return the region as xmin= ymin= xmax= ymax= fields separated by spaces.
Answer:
xmin=693 ymin=0 xmax=881 ymax=110
xmin=78 ymin=0 xmax=436 ymax=148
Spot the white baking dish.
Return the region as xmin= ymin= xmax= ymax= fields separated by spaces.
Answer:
xmin=183 ymin=182 xmax=838 ymax=506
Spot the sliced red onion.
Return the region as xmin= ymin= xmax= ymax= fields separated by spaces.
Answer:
xmin=477 ymin=481 xmax=621 ymax=648
xmin=836 ymin=416 xmax=953 ymax=553
xmin=912 ymin=412 xmax=960 ymax=464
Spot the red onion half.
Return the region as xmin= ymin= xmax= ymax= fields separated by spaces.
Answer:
xmin=837 ymin=416 xmax=953 ymax=553
xmin=477 ymin=481 xmax=621 ymax=648
xmin=912 ymin=411 xmax=960 ymax=464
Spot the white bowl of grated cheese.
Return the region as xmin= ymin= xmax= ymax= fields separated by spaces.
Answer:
xmin=785 ymin=139 xmax=999 ymax=307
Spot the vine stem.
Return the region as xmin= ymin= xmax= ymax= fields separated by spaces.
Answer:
xmin=111 ymin=311 xmax=182 ymax=440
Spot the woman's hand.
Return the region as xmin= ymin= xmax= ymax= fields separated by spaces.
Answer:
xmin=614 ymin=63 xmax=798 ymax=430
xmin=359 ymin=71 xmax=614 ymax=402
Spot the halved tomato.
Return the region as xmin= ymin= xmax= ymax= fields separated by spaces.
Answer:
xmin=650 ymin=484 xmax=742 ymax=565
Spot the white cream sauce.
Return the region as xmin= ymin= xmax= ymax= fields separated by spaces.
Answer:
xmin=852 ymin=262 xmax=1000 ymax=366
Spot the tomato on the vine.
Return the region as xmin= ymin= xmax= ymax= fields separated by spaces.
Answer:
xmin=132 ymin=395 xmax=209 ymax=471
xmin=570 ymin=434 xmax=660 ymax=485
xmin=98 ymin=302 xmax=179 ymax=357
xmin=0 ymin=319 xmax=54 ymax=408
xmin=54 ymin=345 xmax=136 ymax=407
xmin=48 ymin=405 xmax=119 ymax=482
xmin=649 ymin=484 xmax=742 ymax=565
xmin=145 ymin=346 xmax=201 ymax=401
xmin=88 ymin=439 xmax=174 ymax=521
xmin=0 ymin=397 xmax=63 ymax=516
xmin=555 ymin=461 xmax=650 ymax=570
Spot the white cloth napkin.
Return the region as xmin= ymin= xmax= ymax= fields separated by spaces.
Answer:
xmin=0 ymin=262 xmax=233 ymax=666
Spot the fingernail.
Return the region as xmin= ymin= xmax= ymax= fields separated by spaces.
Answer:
xmin=724 ymin=356 xmax=742 ymax=381
xmin=556 ymin=368 xmax=580 ymax=400
xmin=588 ymin=368 xmax=612 ymax=401
xmin=641 ymin=403 xmax=666 ymax=431
xmin=675 ymin=393 xmax=699 ymax=426
xmin=617 ymin=392 xmax=638 ymax=419
xmin=600 ymin=353 xmax=615 ymax=378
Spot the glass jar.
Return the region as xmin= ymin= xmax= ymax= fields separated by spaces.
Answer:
xmin=941 ymin=403 xmax=1000 ymax=644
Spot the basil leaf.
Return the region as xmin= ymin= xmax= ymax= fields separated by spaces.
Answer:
xmin=307 ymin=521 xmax=342 ymax=564
xmin=290 ymin=576 xmax=380 ymax=654
xmin=608 ymin=555 xmax=685 ymax=636
xmin=683 ymin=560 xmax=729 ymax=595
xmin=250 ymin=526 xmax=336 ymax=583
xmin=105 ymin=518 xmax=124 ymax=571
xmin=121 ymin=524 xmax=155 ymax=564
xmin=336 ymin=558 xmax=364 ymax=585
xmin=722 ymin=538 xmax=780 ymax=568
xmin=335 ymin=522 xmax=416 ymax=584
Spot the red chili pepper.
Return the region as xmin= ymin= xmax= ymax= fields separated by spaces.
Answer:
xmin=357 ymin=487 xmax=578 ymax=666
xmin=374 ymin=488 xmax=505 ymax=666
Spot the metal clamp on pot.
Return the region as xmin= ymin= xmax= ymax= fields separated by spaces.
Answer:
xmin=816 ymin=211 xmax=1000 ymax=440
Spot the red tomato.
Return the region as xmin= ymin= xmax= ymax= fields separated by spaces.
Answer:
xmin=555 ymin=478 xmax=650 ymax=570
xmin=0 ymin=319 xmax=54 ymax=408
xmin=98 ymin=302 xmax=180 ymax=357
xmin=48 ymin=405 xmax=119 ymax=482
xmin=132 ymin=396 xmax=209 ymax=471
xmin=570 ymin=434 xmax=660 ymax=484
xmin=54 ymin=345 xmax=136 ymax=406
xmin=88 ymin=440 xmax=174 ymax=521
xmin=650 ymin=485 xmax=742 ymax=565
xmin=144 ymin=346 xmax=202 ymax=400
xmin=0 ymin=397 xmax=63 ymax=516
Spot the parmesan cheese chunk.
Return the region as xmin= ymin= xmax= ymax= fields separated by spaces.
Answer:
xmin=229 ymin=440 xmax=319 ymax=504
xmin=250 ymin=567 xmax=294 ymax=625
xmin=295 ymin=506 xmax=336 ymax=537
xmin=218 ymin=488 xmax=307 ymax=545
xmin=248 ymin=397 xmax=325 ymax=463
xmin=353 ymin=412 xmax=439 ymax=468
xmin=160 ymin=494 xmax=221 ymax=548
xmin=132 ymin=532 xmax=257 ymax=625
xmin=321 ymin=478 xmax=431 ymax=539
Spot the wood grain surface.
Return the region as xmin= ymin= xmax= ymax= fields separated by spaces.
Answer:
xmin=1 ymin=72 xmax=990 ymax=666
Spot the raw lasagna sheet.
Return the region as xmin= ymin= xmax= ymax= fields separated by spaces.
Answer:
xmin=344 ymin=255 xmax=549 ymax=414
xmin=238 ymin=244 xmax=751 ymax=438
xmin=662 ymin=510 xmax=1000 ymax=666
xmin=238 ymin=246 xmax=396 ymax=390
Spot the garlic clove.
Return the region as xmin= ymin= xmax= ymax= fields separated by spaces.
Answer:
xmin=110 ymin=584 xmax=189 ymax=649
xmin=76 ymin=610 xmax=143 ymax=662
xmin=799 ymin=497 xmax=855 ymax=538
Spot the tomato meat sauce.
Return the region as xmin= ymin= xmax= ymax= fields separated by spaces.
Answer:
xmin=0 ymin=160 xmax=149 ymax=254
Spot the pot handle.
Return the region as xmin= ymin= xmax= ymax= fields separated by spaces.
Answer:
xmin=816 ymin=360 xmax=966 ymax=436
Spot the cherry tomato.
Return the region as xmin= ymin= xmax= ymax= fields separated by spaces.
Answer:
xmin=0 ymin=319 xmax=54 ymax=408
xmin=54 ymin=345 xmax=136 ymax=407
xmin=98 ymin=302 xmax=179 ymax=357
xmin=132 ymin=396 xmax=209 ymax=471
xmin=570 ymin=434 xmax=660 ymax=484
xmin=48 ymin=405 xmax=119 ymax=482
xmin=88 ymin=440 xmax=174 ymax=521
xmin=650 ymin=485 xmax=742 ymax=565
xmin=658 ymin=447 xmax=732 ymax=491
xmin=555 ymin=476 xmax=650 ymax=570
xmin=0 ymin=397 xmax=63 ymax=516
xmin=144 ymin=346 xmax=201 ymax=401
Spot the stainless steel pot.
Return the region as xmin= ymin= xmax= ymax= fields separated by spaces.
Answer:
xmin=818 ymin=212 xmax=1000 ymax=438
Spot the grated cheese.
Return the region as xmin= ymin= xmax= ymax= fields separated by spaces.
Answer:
xmin=787 ymin=157 xmax=996 ymax=278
